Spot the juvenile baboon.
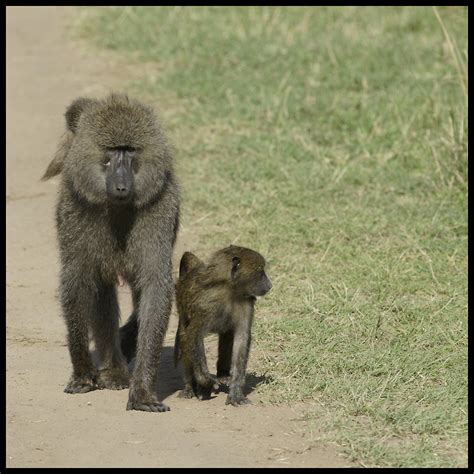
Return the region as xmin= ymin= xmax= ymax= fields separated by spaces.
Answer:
xmin=42 ymin=93 xmax=179 ymax=412
xmin=174 ymin=245 xmax=272 ymax=406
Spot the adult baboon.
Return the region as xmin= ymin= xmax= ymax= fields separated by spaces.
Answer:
xmin=42 ymin=93 xmax=179 ymax=412
xmin=174 ymin=245 xmax=272 ymax=406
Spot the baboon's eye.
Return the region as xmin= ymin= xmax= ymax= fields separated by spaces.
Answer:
xmin=124 ymin=146 xmax=137 ymax=156
xmin=103 ymin=150 xmax=114 ymax=168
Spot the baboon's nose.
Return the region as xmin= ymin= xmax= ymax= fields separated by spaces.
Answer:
xmin=116 ymin=185 xmax=127 ymax=193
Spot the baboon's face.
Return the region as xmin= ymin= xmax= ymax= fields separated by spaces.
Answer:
xmin=104 ymin=147 xmax=136 ymax=204
xmin=243 ymin=266 xmax=272 ymax=297
xmin=62 ymin=95 xmax=170 ymax=208
xmin=230 ymin=251 xmax=272 ymax=298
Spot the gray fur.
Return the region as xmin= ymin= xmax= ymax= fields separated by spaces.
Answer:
xmin=43 ymin=93 xmax=180 ymax=412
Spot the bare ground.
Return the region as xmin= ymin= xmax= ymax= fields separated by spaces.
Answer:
xmin=6 ymin=6 xmax=351 ymax=468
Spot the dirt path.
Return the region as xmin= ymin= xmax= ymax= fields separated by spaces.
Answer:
xmin=6 ymin=6 xmax=349 ymax=468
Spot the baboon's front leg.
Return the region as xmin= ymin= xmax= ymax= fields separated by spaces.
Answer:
xmin=226 ymin=312 xmax=253 ymax=406
xmin=61 ymin=270 xmax=102 ymax=394
xmin=127 ymin=267 xmax=173 ymax=412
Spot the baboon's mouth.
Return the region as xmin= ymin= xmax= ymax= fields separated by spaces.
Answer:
xmin=110 ymin=194 xmax=133 ymax=204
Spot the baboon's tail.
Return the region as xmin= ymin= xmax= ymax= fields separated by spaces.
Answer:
xmin=174 ymin=323 xmax=182 ymax=368
xmin=41 ymin=131 xmax=73 ymax=181
xmin=179 ymin=252 xmax=203 ymax=279
xmin=120 ymin=311 xmax=138 ymax=362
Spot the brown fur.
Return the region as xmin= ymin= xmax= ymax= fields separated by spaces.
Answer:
xmin=174 ymin=245 xmax=272 ymax=405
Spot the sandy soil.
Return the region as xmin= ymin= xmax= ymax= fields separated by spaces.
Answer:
xmin=6 ymin=6 xmax=351 ymax=468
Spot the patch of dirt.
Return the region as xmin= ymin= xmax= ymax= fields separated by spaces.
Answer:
xmin=6 ymin=6 xmax=350 ymax=467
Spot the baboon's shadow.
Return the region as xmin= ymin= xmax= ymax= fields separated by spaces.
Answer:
xmin=244 ymin=372 xmax=274 ymax=396
xmin=155 ymin=349 xmax=273 ymax=401
xmin=216 ymin=371 xmax=273 ymax=396
xmin=90 ymin=345 xmax=184 ymax=402
xmin=123 ymin=346 xmax=185 ymax=402
xmin=155 ymin=346 xmax=185 ymax=401
xmin=92 ymin=345 xmax=273 ymax=402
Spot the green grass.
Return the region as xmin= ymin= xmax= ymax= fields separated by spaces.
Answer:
xmin=74 ymin=6 xmax=467 ymax=467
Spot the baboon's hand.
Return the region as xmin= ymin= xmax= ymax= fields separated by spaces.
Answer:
xmin=64 ymin=372 xmax=104 ymax=394
xmin=126 ymin=386 xmax=170 ymax=412
xmin=225 ymin=390 xmax=251 ymax=406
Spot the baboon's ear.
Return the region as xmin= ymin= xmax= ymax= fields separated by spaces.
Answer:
xmin=179 ymin=252 xmax=202 ymax=279
xmin=231 ymin=256 xmax=241 ymax=279
xmin=65 ymin=97 xmax=96 ymax=133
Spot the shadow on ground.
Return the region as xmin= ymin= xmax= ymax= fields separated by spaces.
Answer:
xmin=157 ymin=348 xmax=274 ymax=401
xmin=97 ymin=345 xmax=276 ymax=402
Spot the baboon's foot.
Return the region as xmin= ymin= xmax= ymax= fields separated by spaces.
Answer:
xmin=196 ymin=386 xmax=212 ymax=400
xmin=64 ymin=373 xmax=104 ymax=394
xmin=196 ymin=375 xmax=220 ymax=400
xmin=99 ymin=367 xmax=130 ymax=390
xmin=217 ymin=374 xmax=231 ymax=385
xmin=226 ymin=390 xmax=251 ymax=406
xmin=177 ymin=387 xmax=195 ymax=399
xmin=205 ymin=374 xmax=220 ymax=390
xmin=126 ymin=386 xmax=170 ymax=412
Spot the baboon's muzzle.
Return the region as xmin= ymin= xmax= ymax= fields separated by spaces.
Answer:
xmin=255 ymin=273 xmax=272 ymax=296
xmin=105 ymin=148 xmax=135 ymax=203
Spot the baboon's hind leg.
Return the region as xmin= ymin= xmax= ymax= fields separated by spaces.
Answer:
xmin=120 ymin=288 xmax=141 ymax=362
xmin=217 ymin=330 xmax=234 ymax=384
xmin=177 ymin=359 xmax=196 ymax=399
xmin=91 ymin=282 xmax=130 ymax=390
